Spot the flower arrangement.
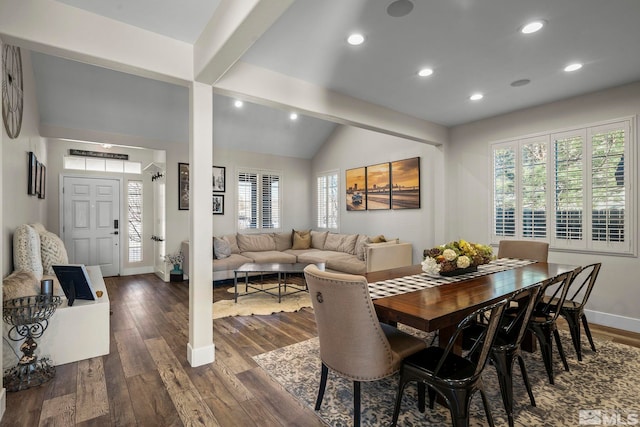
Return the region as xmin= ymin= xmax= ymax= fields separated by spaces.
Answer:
xmin=422 ymin=239 xmax=494 ymax=276
xmin=164 ymin=251 xmax=184 ymax=266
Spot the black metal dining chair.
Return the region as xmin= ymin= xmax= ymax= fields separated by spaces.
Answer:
xmin=527 ymin=270 xmax=575 ymax=384
xmin=546 ymin=263 xmax=601 ymax=361
xmin=463 ymin=284 xmax=542 ymax=427
xmin=390 ymin=299 xmax=508 ymax=427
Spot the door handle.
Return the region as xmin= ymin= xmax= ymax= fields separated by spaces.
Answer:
xmin=111 ymin=231 xmax=119 ymax=235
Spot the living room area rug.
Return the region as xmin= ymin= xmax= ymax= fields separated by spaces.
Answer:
xmin=212 ymin=277 xmax=311 ymax=319
xmin=253 ymin=329 xmax=640 ymax=426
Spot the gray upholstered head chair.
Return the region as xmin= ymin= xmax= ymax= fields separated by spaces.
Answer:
xmin=497 ymin=240 xmax=549 ymax=262
xmin=303 ymin=264 xmax=426 ymax=426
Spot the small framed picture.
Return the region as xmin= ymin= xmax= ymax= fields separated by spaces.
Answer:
xmin=38 ymin=163 xmax=46 ymax=199
xmin=213 ymin=194 xmax=224 ymax=215
xmin=178 ymin=162 xmax=189 ymax=210
xmin=213 ymin=166 xmax=225 ymax=192
xmin=28 ymin=152 xmax=38 ymax=196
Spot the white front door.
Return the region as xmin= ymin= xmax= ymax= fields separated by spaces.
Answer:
xmin=62 ymin=176 xmax=120 ymax=277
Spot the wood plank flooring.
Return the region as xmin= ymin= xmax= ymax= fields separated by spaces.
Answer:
xmin=1 ymin=273 xmax=639 ymax=426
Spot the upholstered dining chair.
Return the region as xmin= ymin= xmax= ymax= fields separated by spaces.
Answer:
xmin=527 ymin=270 xmax=575 ymax=384
xmin=303 ymin=265 xmax=426 ymax=427
xmin=391 ymin=299 xmax=508 ymax=427
xmin=497 ymin=240 xmax=549 ymax=262
xmin=547 ymin=263 xmax=602 ymax=361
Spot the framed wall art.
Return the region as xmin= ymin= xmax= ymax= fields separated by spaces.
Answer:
xmin=366 ymin=162 xmax=391 ymax=210
xmin=27 ymin=151 xmax=37 ymax=195
xmin=178 ymin=162 xmax=189 ymax=210
xmin=391 ymin=157 xmax=420 ymax=209
xmin=346 ymin=167 xmax=366 ymax=211
xmin=212 ymin=194 xmax=224 ymax=215
xmin=38 ymin=163 xmax=46 ymax=199
xmin=213 ymin=166 xmax=225 ymax=192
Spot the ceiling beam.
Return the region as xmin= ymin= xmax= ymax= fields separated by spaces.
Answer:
xmin=215 ymin=61 xmax=449 ymax=145
xmin=194 ymin=0 xmax=294 ymax=85
xmin=0 ymin=0 xmax=193 ymax=85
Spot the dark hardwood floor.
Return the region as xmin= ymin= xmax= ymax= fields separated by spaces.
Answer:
xmin=1 ymin=273 xmax=639 ymax=426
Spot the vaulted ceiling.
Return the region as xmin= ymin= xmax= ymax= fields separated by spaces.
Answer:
xmin=23 ymin=0 xmax=640 ymax=157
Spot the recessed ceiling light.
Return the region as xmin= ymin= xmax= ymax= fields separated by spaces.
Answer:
xmin=521 ymin=20 xmax=546 ymax=34
xmin=418 ymin=68 xmax=433 ymax=77
xmin=387 ymin=0 xmax=414 ymax=17
xmin=470 ymin=93 xmax=484 ymax=101
xmin=564 ymin=63 xmax=583 ymax=72
xmin=290 ymin=112 xmax=298 ymax=121
xmin=102 ymin=144 xmax=112 ymax=149
xmin=347 ymin=33 xmax=365 ymax=46
xmin=234 ymin=100 xmax=243 ymax=108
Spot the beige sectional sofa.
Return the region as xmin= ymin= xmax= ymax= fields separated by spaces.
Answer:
xmin=181 ymin=230 xmax=413 ymax=282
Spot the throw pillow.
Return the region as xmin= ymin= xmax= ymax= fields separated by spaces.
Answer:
xmin=292 ymin=229 xmax=311 ymax=250
xmin=2 ymin=270 xmax=39 ymax=301
xmin=213 ymin=237 xmax=231 ymax=259
xmin=40 ymin=231 xmax=69 ymax=275
xmin=274 ymin=232 xmax=293 ymax=251
xmin=13 ymin=224 xmax=44 ymax=280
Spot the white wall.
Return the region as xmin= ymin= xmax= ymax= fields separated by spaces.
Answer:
xmin=448 ymin=81 xmax=640 ymax=331
xmin=210 ymin=147 xmax=313 ymax=237
xmin=312 ymin=125 xmax=446 ymax=263
xmin=2 ymin=48 xmax=47 ymax=277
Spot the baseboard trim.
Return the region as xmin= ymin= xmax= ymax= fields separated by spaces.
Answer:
xmin=187 ymin=343 xmax=215 ymax=367
xmin=586 ymin=309 xmax=640 ymax=334
xmin=122 ymin=266 xmax=155 ymax=276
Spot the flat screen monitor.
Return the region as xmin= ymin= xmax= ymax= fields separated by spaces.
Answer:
xmin=52 ymin=264 xmax=97 ymax=306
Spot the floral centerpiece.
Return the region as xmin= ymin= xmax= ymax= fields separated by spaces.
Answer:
xmin=422 ymin=239 xmax=494 ymax=276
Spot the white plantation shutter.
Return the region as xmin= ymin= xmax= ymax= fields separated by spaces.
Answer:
xmin=317 ymin=171 xmax=338 ymax=229
xmin=492 ymin=118 xmax=633 ymax=255
xmin=237 ymin=169 xmax=282 ymax=231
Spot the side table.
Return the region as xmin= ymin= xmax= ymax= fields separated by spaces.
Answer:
xmin=3 ymin=294 xmax=62 ymax=392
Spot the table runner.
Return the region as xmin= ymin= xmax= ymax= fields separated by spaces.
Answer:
xmin=368 ymin=258 xmax=535 ymax=299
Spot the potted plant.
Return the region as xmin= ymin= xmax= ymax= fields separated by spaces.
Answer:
xmin=164 ymin=251 xmax=184 ymax=274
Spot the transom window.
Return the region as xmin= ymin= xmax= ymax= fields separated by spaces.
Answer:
xmin=491 ymin=118 xmax=634 ymax=255
xmin=237 ymin=168 xmax=282 ymax=231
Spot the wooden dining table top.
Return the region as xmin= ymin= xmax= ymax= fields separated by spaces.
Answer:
xmin=367 ymin=262 xmax=579 ymax=335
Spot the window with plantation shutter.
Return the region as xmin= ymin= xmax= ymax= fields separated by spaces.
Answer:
xmin=237 ymin=169 xmax=282 ymax=231
xmin=491 ymin=117 xmax=634 ymax=255
xmin=317 ymin=171 xmax=339 ymax=229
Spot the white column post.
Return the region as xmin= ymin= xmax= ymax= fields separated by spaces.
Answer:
xmin=187 ymin=81 xmax=214 ymax=366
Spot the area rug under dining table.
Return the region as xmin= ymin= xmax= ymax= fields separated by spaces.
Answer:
xmin=253 ymin=329 xmax=640 ymax=426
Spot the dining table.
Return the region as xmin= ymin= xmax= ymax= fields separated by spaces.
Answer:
xmin=367 ymin=261 xmax=579 ymax=353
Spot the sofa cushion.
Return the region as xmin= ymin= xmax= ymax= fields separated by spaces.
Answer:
xmin=224 ymin=234 xmax=240 ymax=254
xmin=326 ymin=254 xmax=367 ymax=275
xmin=274 ymin=232 xmax=293 ymax=251
xmin=237 ymin=233 xmax=276 ymax=252
xmin=212 ymin=254 xmax=253 ymax=272
xmin=292 ymin=229 xmax=311 ymax=250
xmin=310 ymin=230 xmax=329 ymax=249
xmin=324 ymin=233 xmax=358 ymax=255
xmin=355 ymin=234 xmax=369 ymax=261
xmin=242 ymin=251 xmax=297 ymax=264
xmin=214 ymin=236 xmax=231 ymax=259
xmin=40 ymin=231 xmax=69 ymax=275
xmin=13 ymin=224 xmax=44 ymax=280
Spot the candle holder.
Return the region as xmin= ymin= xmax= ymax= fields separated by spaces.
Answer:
xmin=3 ymin=294 xmax=62 ymax=392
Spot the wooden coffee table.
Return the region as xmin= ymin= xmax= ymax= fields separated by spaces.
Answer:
xmin=233 ymin=262 xmax=325 ymax=303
